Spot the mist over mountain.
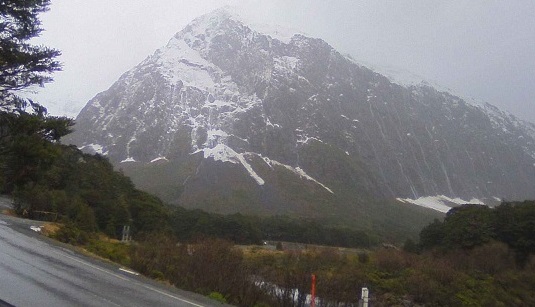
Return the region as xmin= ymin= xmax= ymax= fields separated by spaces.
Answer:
xmin=66 ymin=8 xmax=535 ymax=224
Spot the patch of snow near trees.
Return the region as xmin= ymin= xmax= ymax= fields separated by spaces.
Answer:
xmin=397 ymin=195 xmax=485 ymax=213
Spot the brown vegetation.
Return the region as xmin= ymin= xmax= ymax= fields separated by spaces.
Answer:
xmin=40 ymin=222 xmax=60 ymax=236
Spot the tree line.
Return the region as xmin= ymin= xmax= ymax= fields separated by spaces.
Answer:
xmin=417 ymin=201 xmax=535 ymax=266
xmin=171 ymin=208 xmax=376 ymax=247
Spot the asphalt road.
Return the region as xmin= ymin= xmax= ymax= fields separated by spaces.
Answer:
xmin=0 ymin=204 xmax=224 ymax=307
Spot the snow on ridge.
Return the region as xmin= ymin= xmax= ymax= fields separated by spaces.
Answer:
xmin=150 ymin=157 xmax=168 ymax=163
xmin=397 ymin=195 xmax=485 ymax=213
xmin=236 ymin=153 xmax=265 ymax=185
xmin=198 ymin=144 xmax=334 ymax=193
xmin=201 ymin=144 xmax=265 ymax=185
xmin=295 ymin=167 xmax=334 ymax=194
xmin=247 ymin=23 xmax=301 ymax=44
xmin=221 ymin=6 xmax=305 ymax=44
xmin=260 ymin=156 xmax=334 ymax=194
xmin=186 ymin=6 xmax=305 ymax=44
xmin=120 ymin=157 xmax=136 ymax=163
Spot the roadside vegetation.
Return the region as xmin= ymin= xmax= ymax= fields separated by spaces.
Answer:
xmin=39 ymin=204 xmax=535 ymax=306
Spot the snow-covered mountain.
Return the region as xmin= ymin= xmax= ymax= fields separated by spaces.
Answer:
xmin=67 ymin=8 xmax=535 ymax=220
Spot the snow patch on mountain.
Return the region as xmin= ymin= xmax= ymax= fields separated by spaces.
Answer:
xmin=397 ymin=195 xmax=485 ymax=213
xmin=198 ymin=144 xmax=335 ymax=192
xmin=158 ymin=38 xmax=218 ymax=90
xmin=295 ymin=167 xmax=334 ymax=194
xmin=120 ymin=157 xmax=136 ymax=163
xmin=200 ymin=143 xmax=236 ymax=163
xmin=200 ymin=144 xmax=265 ymax=185
xmin=79 ymin=143 xmax=106 ymax=155
xmin=150 ymin=157 xmax=169 ymax=163
xmin=260 ymin=156 xmax=334 ymax=194
xmin=274 ymin=56 xmax=300 ymax=71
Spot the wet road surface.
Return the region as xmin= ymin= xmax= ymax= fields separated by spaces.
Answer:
xmin=0 ymin=204 xmax=221 ymax=307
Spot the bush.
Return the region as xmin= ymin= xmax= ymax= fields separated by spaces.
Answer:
xmin=358 ymin=252 xmax=369 ymax=264
xmin=208 ymin=292 xmax=227 ymax=304
xmin=374 ymin=249 xmax=413 ymax=274
xmin=150 ymin=270 xmax=165 ymax=280
xmin=86 ymin=239 xmax=131 ymax=266
xmin=53 ymin=223 xmax=90 ymax=245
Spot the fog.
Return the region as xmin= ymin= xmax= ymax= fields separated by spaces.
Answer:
xmin=30 ymin=0 xmax=535 ymax=123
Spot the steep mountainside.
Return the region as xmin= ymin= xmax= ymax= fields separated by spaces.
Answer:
xmin=67 ymin=8 xmax=535 ymax=223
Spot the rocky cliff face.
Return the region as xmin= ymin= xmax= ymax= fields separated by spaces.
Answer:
xmin=67 ymin=8 xmax=535 ymax=218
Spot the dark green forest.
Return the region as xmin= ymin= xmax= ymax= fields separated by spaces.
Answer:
xmin=418 ymin=202 xmax=535 ymax=266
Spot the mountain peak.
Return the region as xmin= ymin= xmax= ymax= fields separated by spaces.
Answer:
xmin=179 ymin=6 xmax=305 ymax=45
xmin=68 ymin=10 xmax=535 ymax=218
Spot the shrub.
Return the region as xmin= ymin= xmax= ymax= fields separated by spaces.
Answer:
xmin=53 ymin=223 xmax=90 ymax=245
xmin=208 ymin=292 xmax=227 ymax=304
xmin=86 ymin=239 xmax=131 ymax=266
xmin=374 ymin=249 xmax=413 ymax=274
xmin=358 ymin=252 xmax=370 ymax=264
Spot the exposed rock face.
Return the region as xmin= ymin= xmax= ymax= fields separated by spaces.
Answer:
xmin=68 ymin=8 xmax=535 ymax=217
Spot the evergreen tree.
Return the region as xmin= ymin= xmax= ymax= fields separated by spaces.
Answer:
xmin=0 ymin=0 xmax=70 ymax=192
xmin=0 ymin=111 xmax=73 ymax=192
xmin=0 ymin=0 xmax=61 ymax=112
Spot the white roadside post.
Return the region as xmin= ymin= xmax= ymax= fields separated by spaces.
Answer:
xmin=361 ymin=287 xmax=369 ymax=307
xmin=121 ymin=225 xmax=131 ymax=242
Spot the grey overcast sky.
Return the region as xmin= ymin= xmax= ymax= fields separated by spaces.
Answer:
xmin=30 ymin=0 xmax=535 ymax=123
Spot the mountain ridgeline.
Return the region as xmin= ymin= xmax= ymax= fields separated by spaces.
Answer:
xmin=67 ymin=8 xmax=535 ymax=225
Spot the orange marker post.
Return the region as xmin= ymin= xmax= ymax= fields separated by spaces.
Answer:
xmin=311 ymin=274 xmax=316 ymax=307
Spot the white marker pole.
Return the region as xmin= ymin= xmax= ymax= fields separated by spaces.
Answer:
xmin=361 ymin=287 xmax=369 ymax=307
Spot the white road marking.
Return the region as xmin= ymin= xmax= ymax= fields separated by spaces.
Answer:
xmin=54 ymin=251 xmax=129 ymax=281
xmin=51 ymin=248 xmax=205 ymax=306
xmin=140 ymin=284 xmax=206 ymax=307
xmin=119 ymin=268 xmax=139 ymax=276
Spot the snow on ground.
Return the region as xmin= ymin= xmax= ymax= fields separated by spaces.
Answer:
xmin=158 ymin=38 xmax=217 ymax=90
xmin=150 ymin=157 xmax=168 ymax=163
xmin=197 ymin=145 xmax=334 ymax=192
xmin=201 ymin=144 xmax=265 ymax=185
xmin=295 ymin=167 xmax=334 ymax=194
xmin=200 ymin=143 xmax=236 ymax=163
xmin=260 ymin=156 xmax=334 ymax=194
xmin=274 ymin=56 xmax=300 ymax=71
xmin=120 ymin=157 xmax=136 ymax=163
xmin=397 ymin=195 xmax=484 ymax=213
xmin=79 ymin=143 xmax=107 ymax=155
